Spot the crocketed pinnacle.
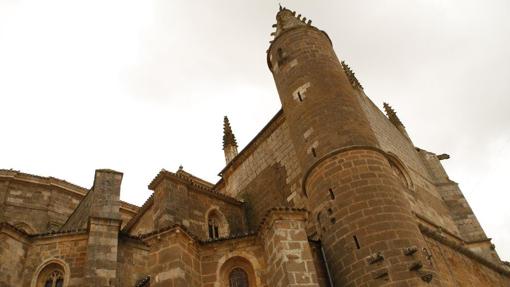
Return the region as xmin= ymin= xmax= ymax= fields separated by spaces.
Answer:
xmin=270 ymin=6 xmax=312 ymax=39
xmin=383 ymin=102 xmax=404 ymax=127
xmin=341 ymin=61 xmax=363 ymax=90
xmin=223 ymin=116 xmax=238 ymax=149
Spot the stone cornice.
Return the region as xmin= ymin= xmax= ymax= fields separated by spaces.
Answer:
xmin=0 ymin=221 xmax=87 ymax=244
xmin=0 ymin=169 xmax=88 ymax=196
xmin=139 ymin=224 xmax=199 ymax=245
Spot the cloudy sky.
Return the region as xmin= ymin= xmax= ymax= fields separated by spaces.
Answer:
xmin=1 ymin=0 xmax=509 ymax=260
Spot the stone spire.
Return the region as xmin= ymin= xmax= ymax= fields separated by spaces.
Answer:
xmin=223 ymin=116 xmax=238 ymax=164
xmin=270 ymin=6 xmax=312 ymax=40
xmin=383 ymin=102 xmax=411 ymax=140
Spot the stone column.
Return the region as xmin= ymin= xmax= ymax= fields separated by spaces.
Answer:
xmin=260 ymin=208 xmax=320 ymax=287
xmin=85 ymin=169 xmax=122 ymax=287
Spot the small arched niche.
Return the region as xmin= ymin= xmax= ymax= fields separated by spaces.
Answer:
xmin=219 ymin=256 xmax=256 ymax=287
xmin=206 ymin=208 xmax=229 ymax=239
xmin=31 ymin=259 xmax=70 ymax=287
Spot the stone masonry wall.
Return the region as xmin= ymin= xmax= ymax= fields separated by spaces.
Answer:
xmin=146 ymin=230 xmax=201 ymax=287
xmin=424 ymin=235 xmax=510 ymax=286
xmin=239 ymin=163 xmax=289 ymax=229
xmin=221 ymin=115 xmax=309 ymax=234
xmin=21 ymin=234 xmax=88 ymax=287
xmin=200 ymin=236 xmax=267 ymax=287
xmin=153 ymin=177 xmax=246 ymax=240
xmin=261 ymin=210 xmax=320 ymax=287
xmin=117 ymin=236 xmax=150 ymax=287
xmin=418 ymin=149 xmax=488 ymax=244
xmin=129 ymin=202 xmax=155 ymax=236
xmin=358 ymin=95 xmax=463 ymax=236
xmin=60 ymin=189 xmax=93 ymax=231
xmin=0 ymin=179 xmax=82 ymax=233
xmin=0 ymin=229 xmax=28 ymax=287
xmin=437 ymin=182 xmax=488 ymax=242
xmin=0 ymin=181 xmax=8 ymax=223
xmin=0 ymin=171 xmax=137 ymax=234
xmin=223 ymin=117 xmax=303 ymax=206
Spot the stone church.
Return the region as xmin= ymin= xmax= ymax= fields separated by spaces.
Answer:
xmin=1 ymin=7 xmax=509 ymax=287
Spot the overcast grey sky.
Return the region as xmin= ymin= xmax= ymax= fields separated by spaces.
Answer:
xmin=1 ymin=0 xmax=509 ymax=260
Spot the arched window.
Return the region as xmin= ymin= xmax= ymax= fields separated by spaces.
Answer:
xmin=206 ymin=208 xmax=229 ymax=239
xmin=229 ymin=267 xmax=249 ymax=287
xmin=31 ymin=259 xmax=70 ymax=287
xmin=219 ymin=256 xmax=257 ymax=287
xmin=43 ymin=270 xmax=64 ymax=287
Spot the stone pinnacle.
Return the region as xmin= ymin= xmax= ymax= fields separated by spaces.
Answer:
xmin=223 ymin=116 xmax=238 ymax=149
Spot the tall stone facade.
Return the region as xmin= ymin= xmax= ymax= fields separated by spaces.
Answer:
xmin=1 ymin=7 xmax=509 ymax=287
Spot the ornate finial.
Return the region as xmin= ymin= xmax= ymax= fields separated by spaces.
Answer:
xmin=341 ymin=61 xmax=363 ymax=90
xmin=223 ymin=116 xmax=238 ymax=149
xmin=178 ymin=165 xmax=183 ymax=171
xmin=383 ymin=102 xmax=404 ymax=127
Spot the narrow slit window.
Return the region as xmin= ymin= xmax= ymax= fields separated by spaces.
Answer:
xmin=329 ymin=188 xmax=335 ymax=200
xmin=208 ymin=216 xmax=220 ymax=239
xmin=298 ymin=92 xmax=303 ymax=102
xmin=353 ymin=235 xmax=361 ymax=249
xmin=208 ymin=225 xmax=214 ymax=238
xmin=311 ymin=147 xmax=317 ymax=157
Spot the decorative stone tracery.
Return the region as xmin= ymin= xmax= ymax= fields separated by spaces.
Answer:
xmin=31 ymin=258 xmax=70 ymax=287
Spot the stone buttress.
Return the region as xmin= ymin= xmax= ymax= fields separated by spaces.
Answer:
xmin=267 ymin=7 xmax=441 ymax=286
xmin=85 ymin=169 xmax=123 ymax=287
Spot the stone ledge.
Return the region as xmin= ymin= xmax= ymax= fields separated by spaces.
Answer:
xmin=257 ymin=206 xmax=308 ymax=238
xmin=419 ymin=223 xmax=510 ymax=276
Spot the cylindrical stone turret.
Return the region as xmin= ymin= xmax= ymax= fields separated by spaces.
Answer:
xmin=268 ymin=8 xmax=440 ymax=286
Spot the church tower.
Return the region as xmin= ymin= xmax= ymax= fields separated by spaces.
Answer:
xmin=267 ymin=7 xmax=440 ymax=286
